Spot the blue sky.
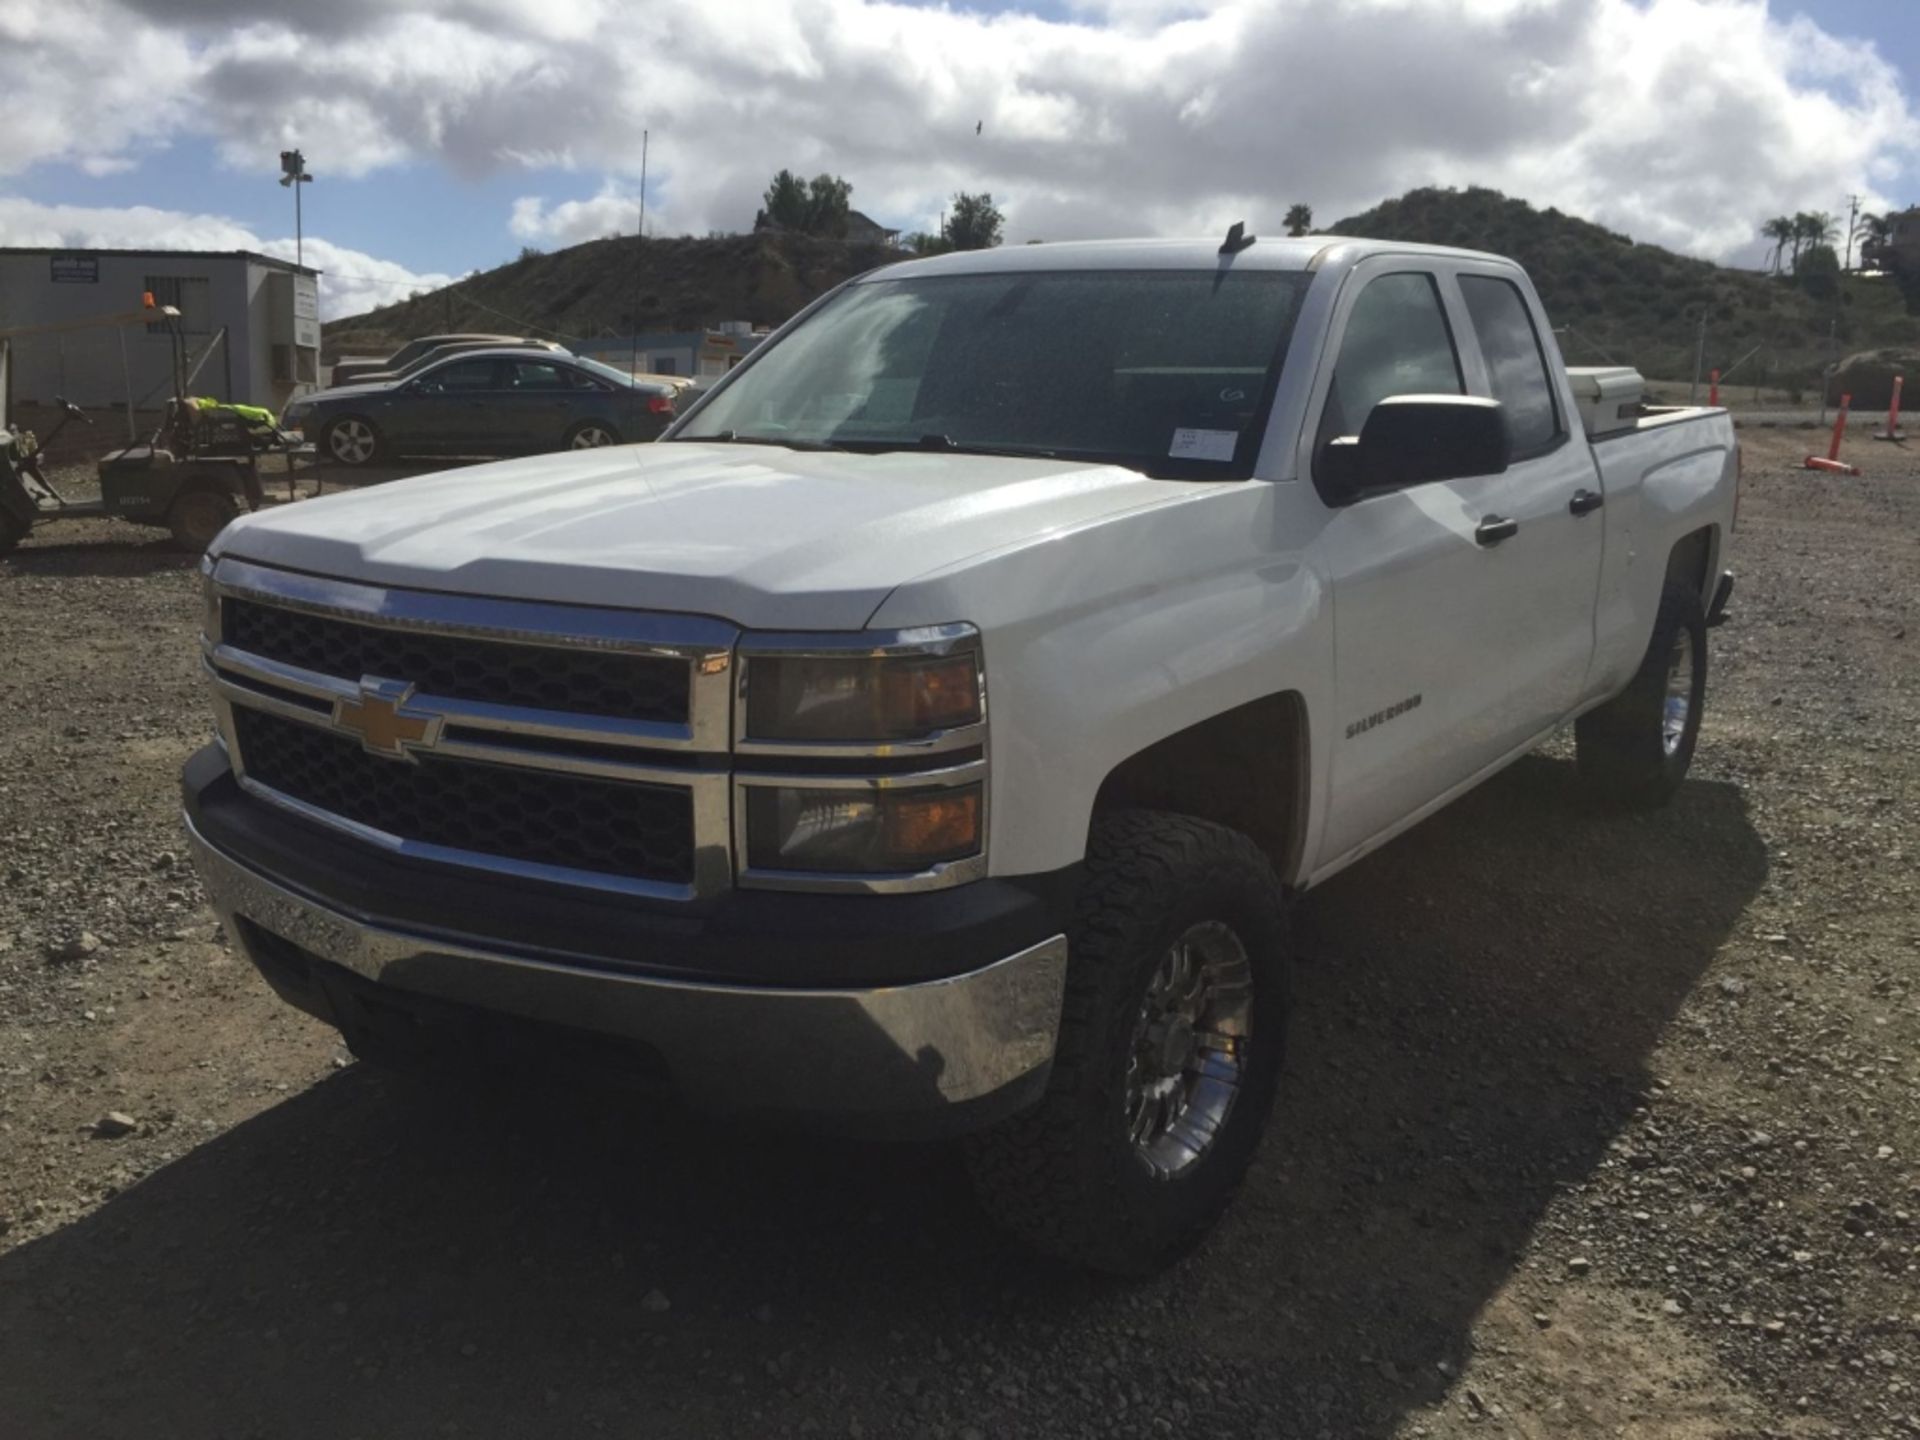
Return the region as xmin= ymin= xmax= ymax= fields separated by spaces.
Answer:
xmin=3 ymin=0 xmax=1916 ymax=318
xmin=1790 ymin=0 xmax=1919 ymax=85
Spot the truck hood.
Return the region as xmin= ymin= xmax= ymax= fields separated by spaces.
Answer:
xmin=214 ymin=442 xmax=1201 ymax=630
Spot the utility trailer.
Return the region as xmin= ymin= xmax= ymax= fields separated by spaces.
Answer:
xmin=0 ymin=297 xmax=269 ymax=555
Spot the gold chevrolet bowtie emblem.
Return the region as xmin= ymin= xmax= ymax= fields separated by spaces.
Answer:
xmin=332 ymin=677 xmax=444 ymax=761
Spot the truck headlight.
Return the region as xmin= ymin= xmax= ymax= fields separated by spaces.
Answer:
xmin=741 ymin=629 xmax=982 ymax=743
xmin=735 ymin=626 xmax=987 ymax=889
xmin=744 ymin=779 xmax=983 ymax=873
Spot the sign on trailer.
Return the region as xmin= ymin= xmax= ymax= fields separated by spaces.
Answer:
xmin=49 ymin=255 xmax=98 ymax=284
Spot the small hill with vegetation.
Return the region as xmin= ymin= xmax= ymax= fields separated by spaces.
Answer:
xmin=331 ymin=186 xmax=1920 ymax=396
xmin=324 ymin=231 xmax=900 ymax=358
xmin=1326 ymin=187 xmax=1917 ymax=392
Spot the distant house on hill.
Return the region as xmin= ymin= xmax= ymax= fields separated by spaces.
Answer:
xmin=1862 ymin=206 xmax=1920 ymax=273
xmin=573 ymin=322 xmax=768 ymax=379
xmin=845 ymin=211 xmax=901 ymax=247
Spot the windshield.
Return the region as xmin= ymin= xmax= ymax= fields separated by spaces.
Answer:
xmin=673 ymin=268 xmax=1312 ymax=479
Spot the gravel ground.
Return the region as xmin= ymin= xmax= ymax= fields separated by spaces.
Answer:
xmin=0 ymin=430 xmax=1914 ymax=1439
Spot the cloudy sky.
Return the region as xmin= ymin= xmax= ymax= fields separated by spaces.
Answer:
xmin=1 ymin=0 xmax=1916 ymax=318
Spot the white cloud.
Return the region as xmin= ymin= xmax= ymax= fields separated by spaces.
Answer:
xmin=510 ymin=186 xmax=641 ymax=246
xmin=3 ymin=0 xmax=1917 ymax=274
xmin=0 ymin=197 xmax=451 ymax=318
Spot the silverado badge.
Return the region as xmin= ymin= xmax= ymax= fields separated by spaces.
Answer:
xmin=332 ymin=677 xmax=444 ymax=762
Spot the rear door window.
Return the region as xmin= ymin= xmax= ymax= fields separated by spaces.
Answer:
xmin=510 ymin=361 xmax=572 ymax=390
xmin=424 ymin=358 xmax=502 ymax=392
xmin=1459 ymin=275 xmax=1563 ymax=457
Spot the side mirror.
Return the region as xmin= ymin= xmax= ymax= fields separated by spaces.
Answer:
xmin=1321 ymin=395 xmax=1510 ymax=498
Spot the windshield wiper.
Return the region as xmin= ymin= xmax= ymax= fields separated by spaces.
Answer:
xmin=690 ymin=430 xmax=848 ymax=452
xmin=838 ymin=434 xmax=1065 ymax=461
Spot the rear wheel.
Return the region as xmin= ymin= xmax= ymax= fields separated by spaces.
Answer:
xmin=1575 ymin=579 xmax=1707 ymax=807
xmin=0 ymin=508 xmax=25 ymax=556
xmin=566 ymin=420 xmax=621 ymax=450
xmin=964 ymin=810 xmax=1289 ymax=1274
xmin=324 ymin=416 xmax=382 ymax=467
xmin=166 ymin=487 xmax=239 ymax=552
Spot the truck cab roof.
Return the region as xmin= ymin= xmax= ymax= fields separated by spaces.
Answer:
xmin=866 ymin=235 xmax=1518 ymax=280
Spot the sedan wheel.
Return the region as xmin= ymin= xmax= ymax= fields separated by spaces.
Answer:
xmin=326 ymin=417 xmax=379 ymax=467
xmin=568 ymin=423 xmax=619 ymax=449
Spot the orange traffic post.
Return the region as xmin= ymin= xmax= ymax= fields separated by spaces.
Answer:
xmin=1806 ymin=392 xmax=1863 ymax=474
xmin=1709 ymin=369 xmax=1720 ymax=407
xmin=1874 ymin=374 xmax=1905 ymax=442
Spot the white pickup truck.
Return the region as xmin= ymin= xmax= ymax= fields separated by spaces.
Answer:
xmin=185 ymin=233 xmax=1736 ymax=1272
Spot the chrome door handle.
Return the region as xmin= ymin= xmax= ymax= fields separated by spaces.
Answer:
xmin=1569 ymin=488 xmax=1605 ymax=516
xmin=1474 ymin=515 xmax=1519 ymax=547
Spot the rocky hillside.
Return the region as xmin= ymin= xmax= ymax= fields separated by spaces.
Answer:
xmin=330 ymin=187 xmax=1920 ymax=390
xmin=1327 ymin=187 xmax=1917 ymax=389
xmin=324 ymin=231 xmax=901 ymax=357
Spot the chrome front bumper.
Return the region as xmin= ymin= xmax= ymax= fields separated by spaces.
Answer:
xmin=186 ymin=816 xmax=1067 ymax=1129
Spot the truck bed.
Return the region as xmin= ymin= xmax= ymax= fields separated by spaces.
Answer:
xmin=1590 ymin=404 xmax=1724 ymax=441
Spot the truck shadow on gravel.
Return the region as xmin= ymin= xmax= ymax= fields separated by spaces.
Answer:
xmin=3 ymin=536 xmax=202 ymax=578
xmin=0 ymin=754 xmax=1766 ymax=1439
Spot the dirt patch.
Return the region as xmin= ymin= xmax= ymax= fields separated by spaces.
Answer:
xmin=0 ymin=430 xmax=1914 ymax=1438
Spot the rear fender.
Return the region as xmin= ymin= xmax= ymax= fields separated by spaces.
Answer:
xmin=1588 ymin=424 xmax=1734 ymax=697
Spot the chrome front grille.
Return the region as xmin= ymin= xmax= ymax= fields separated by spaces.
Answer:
xmin=233 ymin=707 xmax=696 ymax=885
xmin=224 ymin=597 xmax=692 ymax=724
xmin=204 ymin=557 xmax=736 ymax=901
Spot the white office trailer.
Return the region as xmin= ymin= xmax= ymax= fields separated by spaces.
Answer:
xmin=0 ymin=248 xmax=320 ymax=415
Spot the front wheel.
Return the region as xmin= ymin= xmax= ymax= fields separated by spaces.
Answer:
xmin=166 ymin=487 xmax=239 ymax=552
xmin=964 ymin=811 xmax=1289 ymax=1274
xmin=323 ymin=416 xmax=382 ymax=467
xmin=1575 ymin=578 xmax=1708 ymax=807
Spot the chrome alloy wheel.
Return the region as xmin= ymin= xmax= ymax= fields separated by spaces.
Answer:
xmin=1125 ymin=921 xmax=1254 ymax=1180
xmin=570 ymin=424 xmax=617 ymax=448
xmin=1661 ymin=629 xmax=1694 ymax=757
xmin=329 ymin=418 xmax=376 ymax=465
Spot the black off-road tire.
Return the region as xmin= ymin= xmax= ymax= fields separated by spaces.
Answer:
xmin=1575 ymin=579 xmax=1708 ymax=808
xmin=964 ymin=810 xmax=1289 ymax=1275
xmin=0 ymin=509 xmax=25 ymax=557
xmin=166 ymin=487 xmax=239 ymax=553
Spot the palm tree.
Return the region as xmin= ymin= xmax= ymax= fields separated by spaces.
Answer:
xmin=1283 ymin=203 xmax=1313 ymax=237
xmin=1761 ymin=215 xmax=1795 ymax=273
xmin=1790 ymin=210 xmax=1838 ymax=270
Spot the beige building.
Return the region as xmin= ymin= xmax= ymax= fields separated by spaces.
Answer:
xmin=0 ymin=247 xmax=320 ymax=412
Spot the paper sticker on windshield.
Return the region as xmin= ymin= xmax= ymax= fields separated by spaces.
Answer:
xmin=1169 ymin=428 xmax=1238 ymax=462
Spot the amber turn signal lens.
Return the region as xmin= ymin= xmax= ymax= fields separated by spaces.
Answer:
xmin=880 ymin=654 xmax=980 ymax=734
xmin=884 ymin=786 xmax=981 ymax=861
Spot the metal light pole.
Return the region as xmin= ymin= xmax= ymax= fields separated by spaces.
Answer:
xmin=279 ymin=149 xmax=314 ymax=266
xmin=630 ymin=130 xmax=649 ymax=377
